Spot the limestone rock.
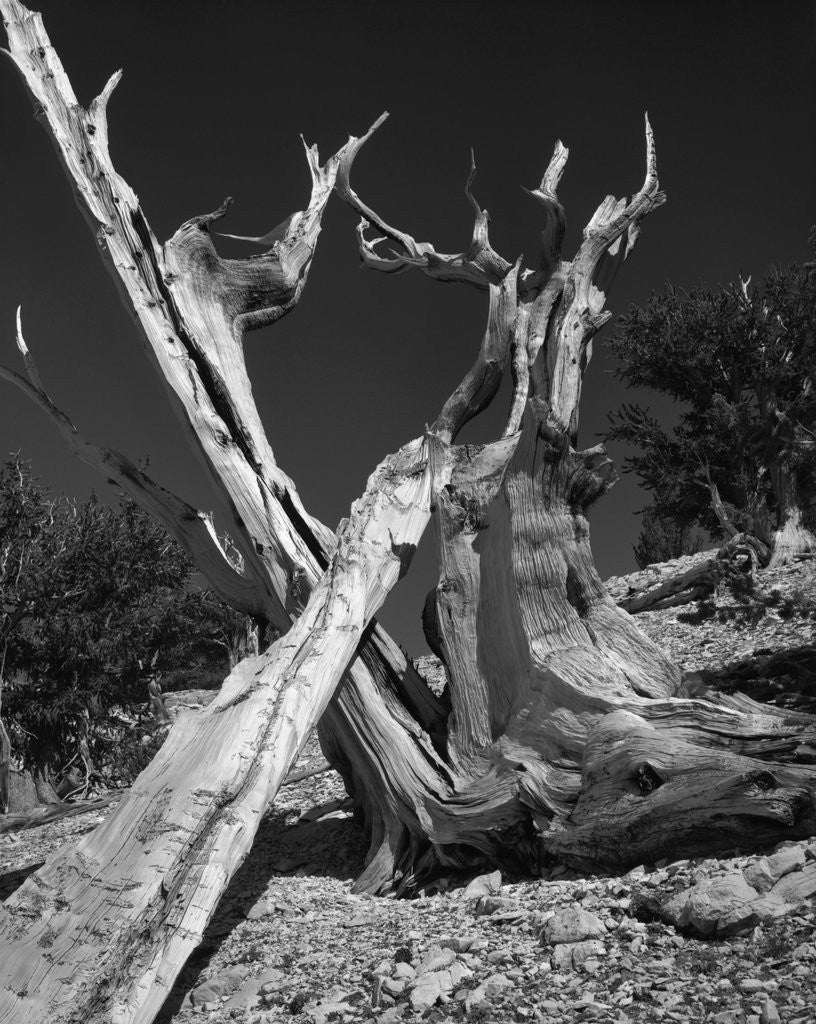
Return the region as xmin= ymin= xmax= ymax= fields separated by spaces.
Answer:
xmin=484 ymin=972 xmax=513 ymax=995
xmin=744 ymin=847 xmax=806 ymax=893
xmin=439 ymin=935 xmax=477 ymax=953
xmin=474 ymin=895 xmax=518 ymax=916
xmin=188 ymin=965 xmax=250 ymax=1006
xmin=551 ymin=939 xmax=606 ymax=970
xmin=542 ymin=908 xmax=607 ymax=944
xmin=768 ymin=862 xmax=816 ymax=904
xmin=461 ymin=869 xmax=503 ymax=900
xmin=408 ymin=970 xmax=449 ymax=1011
xmin=381 ymin=977 xmax=406 ymax=998
xmin=392 ymin=962 xmax=416 ymax=981
xmin=448 ymin=960 xmax=473 ymax=988
xmin=661 ymin=871 xmax=766 ymax=936
xmin=415 ymin=944 xmax=456 ymax=975
xmin=464 ymin=983 xmax=488 ymax=1013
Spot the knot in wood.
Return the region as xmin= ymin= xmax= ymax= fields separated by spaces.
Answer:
xmin=636 ymin=762 xmax=663 ymax=796
xmin=748 ymin=769 xmax=778 ymax=792
xmin=288 ymin=565 xmax=307 ymax=601
xmin=457 ymin=495 xmax=486 ymax=534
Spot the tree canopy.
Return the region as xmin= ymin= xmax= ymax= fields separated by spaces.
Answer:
xmin=607 ymin=248 xmax=816 ymax=567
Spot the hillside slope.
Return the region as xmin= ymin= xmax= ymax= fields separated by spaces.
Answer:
xmin=0 ymin=555 xmax=814 ymax=1024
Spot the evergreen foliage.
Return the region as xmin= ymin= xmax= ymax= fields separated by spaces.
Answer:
xmin=0 ymin=456 xmax=246 ymax=784
xmin=608 ymin=246 xmax=816 ymax=561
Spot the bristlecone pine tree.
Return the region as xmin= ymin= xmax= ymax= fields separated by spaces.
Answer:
xmin=607 ymin=266 xmax=816 ymax=568
xmin=1 ymin=3 xmax=815 ymax=1022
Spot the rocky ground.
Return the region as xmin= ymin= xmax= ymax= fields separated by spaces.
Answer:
xmin=1 ymin=556 xmax=815 ymax=1024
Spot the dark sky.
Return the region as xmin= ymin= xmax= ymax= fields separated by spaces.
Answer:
xmin=1 ymin=0 xmax=813 ymax=653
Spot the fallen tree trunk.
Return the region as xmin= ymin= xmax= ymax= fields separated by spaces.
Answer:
xmin=0 ymin=761 xmax=334 ymax=837
xmin=548 ymin=707 xmax=816 ymax=870
xmin=614 ymin=555 xmax=718 ymax=613
xmin=0 ymin=434 xmax=440 ymax=1024
xmin=610 ymin=533 xmax=773 ymax=615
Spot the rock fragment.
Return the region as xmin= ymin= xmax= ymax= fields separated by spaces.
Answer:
xmin=542 ymin=908 xmax=607 ymax=944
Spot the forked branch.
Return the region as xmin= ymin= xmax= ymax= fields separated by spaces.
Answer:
xmin=544 ymin=113 xmax=666 ymax=436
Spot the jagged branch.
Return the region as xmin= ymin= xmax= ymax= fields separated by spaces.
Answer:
xmin=0 ymin=0 xmax=362 ymax=626
xmin=544 ymin=113 xmax=666 ymax=437
xmin=433 ymin=266 xmax=519 ymax=442
xmin=0 ymin=311 xmax=267 ymax=618
xmin=335 ymin=114 xmax=513 ymax=288
xmin=522 ymin=139 xmax=569 ymax=279
xmin=572 ymin=113 xmax=664 ymax=303
xmin=172 ymin=134 xmax=364 ymax=337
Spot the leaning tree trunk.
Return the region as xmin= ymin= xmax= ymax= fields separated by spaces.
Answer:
xmin=3 ymin=4 xmax=816 ymax=1023
xmin=0 ymin=435 xmax=441 ymax=1024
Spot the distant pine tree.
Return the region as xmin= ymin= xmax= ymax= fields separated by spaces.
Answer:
xmin=608 ymin=242 xmax=816 ymax=567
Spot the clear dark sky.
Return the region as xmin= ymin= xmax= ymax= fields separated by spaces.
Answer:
xmin=0 ymin=0 xmax=813 ymax=653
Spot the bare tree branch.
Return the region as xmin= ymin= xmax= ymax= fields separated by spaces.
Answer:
xmin=433 ymin=264 xmax=519 ymax=443
xmin=335 ymin=115 xmax=513 ymax=289
xmin=522 ymin=139 xmax=569 ymax=279
xmin=0 ymin=0 xmax=362 ymax=626
xmin=544 ymin=113 xmax=666 ymax=437
xmin=0 ymin=312 xmax=266 ymax=618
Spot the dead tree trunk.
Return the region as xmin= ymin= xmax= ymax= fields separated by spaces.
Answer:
xmin=2 ymin=3 xmax=816 ymax=1022
xmin=327 ymin=114 xmax=816 ymax=878
xmin=0 ymin=435 xmax=441 ymax=1024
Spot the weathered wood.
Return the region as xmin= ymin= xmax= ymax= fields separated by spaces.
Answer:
xmin=0 ymin=0 xmax=447 ymax=916
xmin=0 ymin=719 xmax=9 ymax=815
xmin=4 ymin=6 xmax=816 ymax=1022
xmin=547 ymin=708 xmax=816 ymax=870
xmin=771 ymin=504 xmax=816 ymax=567
xmin=0 ymin=434 xmax=440 ymax=1024
xmin=333 ymin=108 xmax=816 ymax=885
xmin=617 ymin=557 xmax=718 ymax=613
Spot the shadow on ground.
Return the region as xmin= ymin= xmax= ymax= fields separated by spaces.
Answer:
xmin=698 ymin=643 xmax=816 ymax=715
xmin=0 ymin=861 xmax=43 ymax=900
xmin=156 ymin=803 xmax=365 ymax=1022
